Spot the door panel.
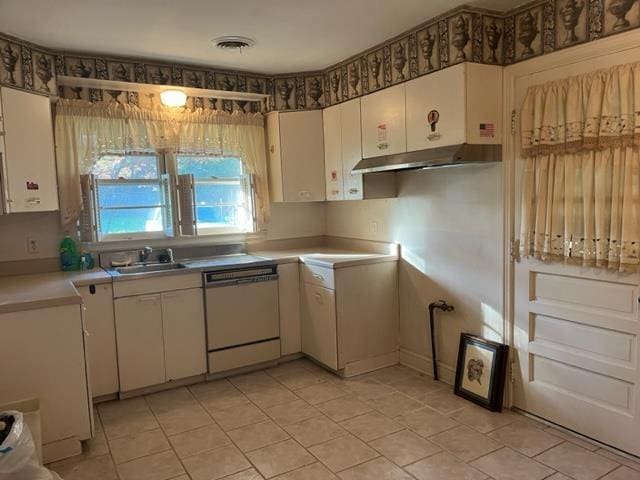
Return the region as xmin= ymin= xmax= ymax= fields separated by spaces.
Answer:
xmin=512 ymin=45 xmax=640 ymax=456
xmin=1 ymin=87 xmax=58 ymax=212
xmin=114 ymin=294 xmax=165 ymax=391
xmin=78 ymin=284 xmax=119 ymax=397
xmin=341 ymin=98 xmax=363 ymax=200
xmin=300 ymin=283 xmax=338 ymax=370
xmin=278 ymin=263 xmax=302 ymax=356
xmin=405 ymin=64 xmax=465 ymax=151
xmin=280 ymin=110 xmax=325 ymax=202
xmin=323 ymin=104 xmax=344 ymax=201
xmin=361 ymin=84 xmax=406 ymax=158
xmin=162 ymin=288 xmax=206 ymax=381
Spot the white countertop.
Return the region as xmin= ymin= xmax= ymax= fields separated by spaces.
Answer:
xmin=0 ymin=269 xmax=111 ymax=315
xmin=252 ymin=248 xmax=398 ymax=269
xmin=0 ymin=246 xmax=397 ymax=314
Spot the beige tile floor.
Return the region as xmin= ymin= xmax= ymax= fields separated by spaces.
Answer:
xmin=49 ymin=360 xmax=640 ymax=480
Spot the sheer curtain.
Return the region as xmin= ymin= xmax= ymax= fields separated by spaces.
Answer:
xmin=54 ymin=99 xmax=270 ymax=231
xmin=519 ymin=63 xmax=640 ymax=272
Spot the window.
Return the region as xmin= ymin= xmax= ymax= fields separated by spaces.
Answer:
xmin=176 ymin=156 xmax=255 ymax=235
xmin=85 ymin=152 xmax=255 ymax=241
xmin=91 ymin=154 xmax=172 ymax=240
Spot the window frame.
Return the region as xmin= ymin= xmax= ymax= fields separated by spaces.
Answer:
xmin=86 ymin=151 xmax=257 ymax=243
xmin=176 ymin=155 xmax=256 ymax=236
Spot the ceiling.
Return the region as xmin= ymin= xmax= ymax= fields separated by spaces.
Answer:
xmin=0 ymin=0 xmax=521 ymax=74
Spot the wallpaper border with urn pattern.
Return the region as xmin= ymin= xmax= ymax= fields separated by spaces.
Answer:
xmin=0 ymin=0 xmax=638 ymax=111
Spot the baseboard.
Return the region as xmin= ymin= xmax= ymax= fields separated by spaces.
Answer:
xmin=399 ymin=348 xmax=456 ymax=385
xmin=343 ymin=351 xmax=400 ymax=377
xmin=43 ymin=437 xmax=82 ymax=464
xmin=119 ymin=374 xmax=206 ymax=400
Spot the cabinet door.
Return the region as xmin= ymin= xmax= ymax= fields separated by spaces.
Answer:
xmin=0 ymin=305 xmax=91 ymax=446
xmin=279 ymin=110 xmax=326 ymax=202
xmin=78 ymin=284 xmax=119 ymax=397
xmin=266 ymin=112 xmax=284 ymax=202
xmin=361 ymin=84 xmax=406 ymax=159
xmin=301 ymin=283 xmax=338 ymax=370
xmin=0 ymin=87 xmax=58 ymax=212
xmin=162 ymin=288 xmax=206 ymax=381
xmin=323 ymin=104 xmax=344 ymax=201
xmin=405 ymin=64 xmax=466 ymax=151
xmin=114 ymin=295 xmax=165 ymax=391
xmin=341 ymin=98 xmax=364 ymax=200
xmin=278 ymin=263 xmax=301 ymax=355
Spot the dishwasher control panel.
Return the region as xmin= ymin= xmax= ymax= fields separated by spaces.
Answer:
xmin=204 ymin=265 xmax=278 ymax=286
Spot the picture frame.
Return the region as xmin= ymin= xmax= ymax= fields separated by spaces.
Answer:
xmin=454 ymin=333 xmax=509 ymax=412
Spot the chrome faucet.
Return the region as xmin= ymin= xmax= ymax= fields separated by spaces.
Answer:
xmin=165 ymin=248 xmax=174 ymax=263
xmin=139 ymin=245 xmax=153 ymax=262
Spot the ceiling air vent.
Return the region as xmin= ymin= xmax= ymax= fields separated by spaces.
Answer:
xmin=212 ymin=36 xmax=256 ymax=52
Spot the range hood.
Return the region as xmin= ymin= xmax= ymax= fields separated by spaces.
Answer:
xmin=352 ymin=144 xmax=502 ymax=174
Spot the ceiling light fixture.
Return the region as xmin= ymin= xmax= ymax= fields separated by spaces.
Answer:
xmin=211 ymin=36 xmax=256 ymax=52
xmin=160 ymin=89 xmax=187 ymax=107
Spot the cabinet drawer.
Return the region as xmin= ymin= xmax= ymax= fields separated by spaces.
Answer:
xmin=113 ymin=273 xmax=201 ymax=298
xmin=301 ymin=263 xmax=334 ymax=290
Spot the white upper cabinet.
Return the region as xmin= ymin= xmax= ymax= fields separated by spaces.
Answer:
xmin=405 ymin=63 xmax=502 ymax=151
xmin=341 ymin=99 xmax=364 ymax=200
xmin=323 ymin=104 xmax=343 ymax=201
xmin=267 ymin=110 xmax=325 ymax=202
xmin=0 ymin=87 xmax=58 ymax=213
xmin=361 ymin=84 xmax=406 ymax=159
xmin=322 ymin=98 xmax=364 ymax=201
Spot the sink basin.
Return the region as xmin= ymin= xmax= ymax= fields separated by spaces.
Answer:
xmin=113 ymin=263 xmax=187 ymax=275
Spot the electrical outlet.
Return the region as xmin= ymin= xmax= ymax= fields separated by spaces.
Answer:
xmin=26 ymin=236 xmax=40 ymax=255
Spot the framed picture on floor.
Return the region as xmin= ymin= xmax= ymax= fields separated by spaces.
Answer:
xmin=454 ymin=333 xmax=509 ymax=412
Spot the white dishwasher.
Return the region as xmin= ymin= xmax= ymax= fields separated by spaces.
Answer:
xmin=204 ymin=265 xmax=281 ymax=373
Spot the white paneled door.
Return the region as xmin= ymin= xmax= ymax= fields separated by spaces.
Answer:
xmin=511 ymin=37 xmax=640 ymax=456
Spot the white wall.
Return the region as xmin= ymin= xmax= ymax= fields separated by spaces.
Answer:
xmin=265 ymin=202 xmax=326 ymax=240
xmin=326 ymin=164 xmax=504 ymax=378
xmin=0 ymin=202 xmax=325 ymax=263
xmin=0 ymin=212 xmax=64 ymax=261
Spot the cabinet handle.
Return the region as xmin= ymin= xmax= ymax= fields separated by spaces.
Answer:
xmin=377 ymin=143 xmax=388 ymax=150
xmin=26 ymin=198 xmax=41 ymax=205
xmin=162 ymin=291 xmax=184 ymax=298
xmin=83 ymin=329 xmax=91 ymax=337
xmin=348 ymin=188 xmax=359 ymax=194
xmin=314 ymin=292 xmax=323 ymax=304
xmin=138 ymin=295 xmax=160 ymax=302
xmin=312 ymin=273 xmax=324 ymax=281
xmin=269 ymin=145 xmax=275 ymax=154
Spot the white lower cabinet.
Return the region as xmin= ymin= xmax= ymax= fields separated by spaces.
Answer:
xmin=162 ymin=288 xmax=207 ymax=381
xmin=0 ymin=304 xmax=92 ymax=462
xmin=300 ymin=261 xmax=399 ymax=374
xmin=115 ymin=294 xmax=166 ymax=392
xmin=278 ymin=262 xmax=302 ymax=356
xmin=78 ymin=283 xmax=119 ymax=397
xmin=114 ymin=278 xmax=206 ymax=392
xmin=301 ymin=283 xmax=338 ymax=370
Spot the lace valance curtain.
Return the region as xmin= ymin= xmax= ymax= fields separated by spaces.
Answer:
xmin=54 ymin=99 xmax=269 ymax=230
xmin=519 ymin=63 xmax=640 ymax=272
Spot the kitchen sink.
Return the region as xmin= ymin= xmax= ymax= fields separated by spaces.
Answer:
xmin=113 ymin=263 xmax=187 ymax=275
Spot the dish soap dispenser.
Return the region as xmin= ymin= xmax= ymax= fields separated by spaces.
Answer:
xmin=60 ymin=235 xmax=79 ymax=271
